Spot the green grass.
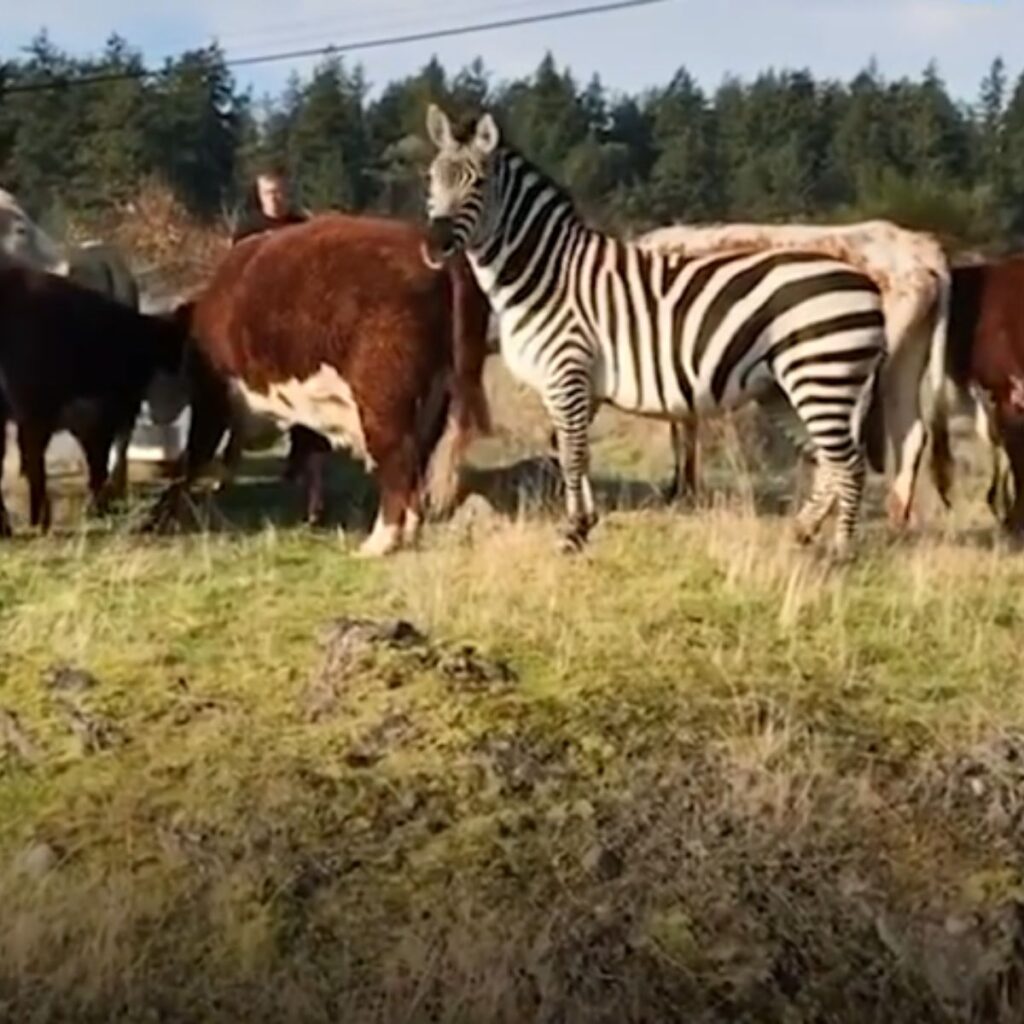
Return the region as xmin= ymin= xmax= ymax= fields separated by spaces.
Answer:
xmin=2 ymin=383 xmax=1024 ymax=1022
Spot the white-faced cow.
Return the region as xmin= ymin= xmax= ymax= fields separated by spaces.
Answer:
xmin=157 ymin=213 xmax=492 ymax=556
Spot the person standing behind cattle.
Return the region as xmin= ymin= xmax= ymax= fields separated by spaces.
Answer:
xmin=230 ymin=168 xmax=332 ymax=522
xmin=232 ymin=168 xmax=308 ymax=243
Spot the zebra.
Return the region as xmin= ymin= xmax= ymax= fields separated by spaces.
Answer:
xmin=421 ymin=105 xmax=887 ymax=559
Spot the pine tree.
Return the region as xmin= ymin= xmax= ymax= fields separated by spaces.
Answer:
xmin=74 ymin=35 xmax=150 ymax=212
xmin=999 ymin=70 xmax=1024 ymax=236
xmin=499 ymin=53 xmax=589 ymax=179
xmin=892 ymin=63 xmax=970 ymax=186
xmin=977 ymin=57 xmax=1007 ymax=190
xmin=286 ymin=57 xmax=370 ymax=211
xmin=645 ymin=68 xmax=721 ymax=222
xmin=3 ymin=32 xmax=87 ymax=217
xmin=146 ymin=45 xmax=241 ymax=218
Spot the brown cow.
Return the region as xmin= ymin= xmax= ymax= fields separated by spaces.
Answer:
xmin=930 ymin=257 xmax=1024 ymax=531
xmin=0 ymin=265 xmax=186 ymax=533
xmin=157 ymin=213 xmax=491 ymax=555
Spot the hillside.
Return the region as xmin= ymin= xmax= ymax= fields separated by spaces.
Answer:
xmin=2 ymin=366 xmax=1024 ymax=1023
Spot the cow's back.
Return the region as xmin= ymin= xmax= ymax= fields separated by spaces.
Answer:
xmin=66 ymin=244 xmax=140 ymax=309
xmin=950 ymin=258 xmax=1024 ymax=395
xmin=0 ymin=266 xmax=181 ymax=415
xmin=191 ymin=214 xmax=450 ymax=395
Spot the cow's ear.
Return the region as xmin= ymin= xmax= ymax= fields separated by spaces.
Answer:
xmin=474 ymin=113 xmax=500 ymax=155
xmin=426 ymin=104 xmax=453 ymax=150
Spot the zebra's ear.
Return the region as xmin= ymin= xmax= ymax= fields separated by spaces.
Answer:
xmin=474 ymin=113 xmax=500 ymax=155
xmin=426 ymin=104 xmax=453 ymax=150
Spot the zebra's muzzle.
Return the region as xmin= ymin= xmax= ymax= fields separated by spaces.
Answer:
xmin=423 ymin=216 xmax=458 ymax=268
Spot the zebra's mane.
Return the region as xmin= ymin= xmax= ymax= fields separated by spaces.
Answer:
xmin=496 ymin=143 xmax=583 ymax=222
xmin=451 ymin=110 xmax=580 ymax=215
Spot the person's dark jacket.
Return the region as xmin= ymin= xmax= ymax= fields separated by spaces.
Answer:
xmin=231 ymin=208 xmax=307 ymax=245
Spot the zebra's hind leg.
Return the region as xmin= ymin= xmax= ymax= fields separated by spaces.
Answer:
xmin=829 ymin=454 xmax=867 ymax=562
xmin=794 ymin=460 xmax=837 ymax=546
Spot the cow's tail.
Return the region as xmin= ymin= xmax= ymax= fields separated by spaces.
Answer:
xmin=859 ymin=359 xmax=887 ymax=475
xmin=421 ymin=257 xmax=493 ymax=516
xmin=926 ymin=269 xmax=955 ymax=507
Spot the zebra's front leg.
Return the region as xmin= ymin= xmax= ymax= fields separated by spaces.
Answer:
xmin=546 ymin=378 xmax=597 ymax=553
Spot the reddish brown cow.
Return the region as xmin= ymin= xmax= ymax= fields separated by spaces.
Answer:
xmin=0 ymin=265 xmax=186 ymax=533
xmin=159 ymin=213 xmax=491 ymax=555
xmin=931 ymin=257 xmax=1024 ymax=531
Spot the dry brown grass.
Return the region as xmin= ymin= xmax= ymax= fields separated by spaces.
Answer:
xmin=67 ymin=178 xmax=230 ymax=295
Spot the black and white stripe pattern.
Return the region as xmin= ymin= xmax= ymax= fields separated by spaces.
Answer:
xmin=424 ymin=107 xmax=886 ymax=556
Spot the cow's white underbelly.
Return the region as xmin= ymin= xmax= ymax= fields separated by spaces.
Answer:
xmin=232 ymin=363 xmax=373 ymax=467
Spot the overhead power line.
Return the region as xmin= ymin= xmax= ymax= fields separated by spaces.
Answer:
xmin=208 ymin=0 xmax=576 ymax=52
xmin=1 ymin=0 xmax=671 ymax=95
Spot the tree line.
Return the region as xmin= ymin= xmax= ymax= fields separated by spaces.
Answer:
xmin=2 ymin=31 xmax=1024 ymax=251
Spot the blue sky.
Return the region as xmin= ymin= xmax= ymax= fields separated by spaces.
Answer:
xmin=2 ymin=0 xmax=1019 ymax=102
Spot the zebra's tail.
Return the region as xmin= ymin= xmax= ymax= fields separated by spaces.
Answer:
xmin=423 ymin=257 xmax=493 ymax=516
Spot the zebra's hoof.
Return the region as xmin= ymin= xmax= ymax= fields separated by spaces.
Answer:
xmin=793 ymin=523 xmax=816 ymax=547
xmin=829 ymin=543 xmax=857 ymax=566
xmin=558 ymin=530 xmax=587 ymax=555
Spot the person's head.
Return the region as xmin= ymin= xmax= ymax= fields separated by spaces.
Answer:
xmin=255 ymin=171 xmax=290 ymax=218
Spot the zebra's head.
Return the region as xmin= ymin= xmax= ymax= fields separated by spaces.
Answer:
xmin=422 ymin=104 xmax=500 ymax=269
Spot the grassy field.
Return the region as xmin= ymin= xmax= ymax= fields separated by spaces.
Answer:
xmin=2 ymin=366 xmax=1024 ymax=1023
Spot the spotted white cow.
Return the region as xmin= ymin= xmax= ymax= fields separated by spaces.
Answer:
xmin=638 ymin=219 xmax=951 ymax=525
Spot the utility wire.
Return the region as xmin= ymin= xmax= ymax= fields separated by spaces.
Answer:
xmin=1 ymin=0 xmax=670 ymax=95
xmin=208 ymin=0 xmax=575 ymax=52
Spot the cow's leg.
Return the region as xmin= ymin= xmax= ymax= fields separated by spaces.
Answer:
xmin=998 ymin=409 xmax=1024 ymax=535
xmin=402 ymin=482 xmax=425 ymax=548
xmin=975 ymin=400 xmax=1013 ymax=523
xmin=18 ymin=422 xmax=53 ymax=532
xmin=214 ymin=425 xmax=244 ymax=492
xmin=301 ymin=445 xmax=329 ymax=527
xmin=359 ymin=433 xmax=418 ymax=558
xmin=882 ymin=322 xmax=929 ymax=528
xmin=108 ymin=429 xmax=131 ymax=502
xmin=146 ymin=375 xmax=229 ymax=531
xmin=289 ymin=426 xmax=331 ymax=527
xmin=79 ymin=421 xmax=125 ymax=517
xmin=665 ymin=420 xmax=698 ymax=505
xmin=0 ymin=413 xmax=11 ymax=539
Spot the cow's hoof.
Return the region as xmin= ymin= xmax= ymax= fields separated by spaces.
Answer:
xmin=305 ymin=507 xmax=328 ymax=530
xmin=357 ymin=518 xmax=401 ymax=558
xmin=885 ymin=492 xmax=913 ymax=530
xmin=401 ymin=510 xmax=423 ymax=548
xmin=0 ymin=515 xmax=12 ymax=539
